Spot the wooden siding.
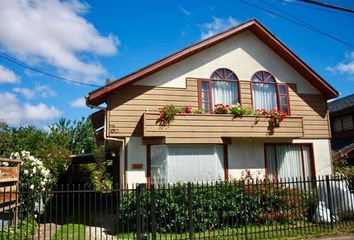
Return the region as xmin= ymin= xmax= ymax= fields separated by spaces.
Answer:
xmin=144 ymin=113 xmax=304 ymax=139
xmin=288 ymin=88 xmax=330 ymax=138
xmin=108 ymin=78 xmax=330 ymax=139
xmin=108 ymin=79 xmax=198 ymax=137
xmin=239 ymin=81 xmax=252 ymax=106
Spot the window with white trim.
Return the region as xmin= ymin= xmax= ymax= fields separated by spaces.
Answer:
xmin=150 ymin=145 xmax=224 ymax=184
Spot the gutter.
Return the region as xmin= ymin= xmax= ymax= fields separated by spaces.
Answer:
xmin=85 ymin=96 xmax=124 ymax=144
xmin=86 ymin=96 xmax=126 ymax=187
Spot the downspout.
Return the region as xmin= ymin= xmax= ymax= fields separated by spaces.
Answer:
xmin=86 ymin=96 xmax=126 ymax=187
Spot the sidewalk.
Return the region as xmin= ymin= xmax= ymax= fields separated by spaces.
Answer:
xmin=313 ymin=234 xmax=354 ymax=240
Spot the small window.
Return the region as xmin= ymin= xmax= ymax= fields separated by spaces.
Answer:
xmin=342 ymin=115 xmax=354 ymax=130
xmin=198 ymin=68 xmax=239 ymax=112
xmin=333 ymin=117 xmax=342 ymax=132
xmin=333 ymin=115 xmax=354 ymax=132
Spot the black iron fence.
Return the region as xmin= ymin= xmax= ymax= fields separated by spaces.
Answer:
xmin=1 ymin=175 xmax=354 ymax=240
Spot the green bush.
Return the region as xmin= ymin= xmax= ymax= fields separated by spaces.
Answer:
xmin=0 ymin=220 xmax=38 ymax=240
xmin=118 ymin=180 xmax=311 ymax=233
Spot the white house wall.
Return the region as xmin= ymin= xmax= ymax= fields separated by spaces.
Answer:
xmin=125 ymin=137 xmax=332 ymax=186
xmin=126 ymin=137 xmax=147 ymax=186
xmin=137 ymin=30 xmax=320 ymax=95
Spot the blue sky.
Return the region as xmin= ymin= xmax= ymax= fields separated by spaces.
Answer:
xmin=0 ymin=0 xmax=353 ymax=129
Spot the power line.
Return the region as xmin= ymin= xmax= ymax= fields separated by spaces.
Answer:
xmin=237 ymin=0 xmax=354 ymax=49
xmin=261 ymin=0 xmax=343 ymax=40
xmin=275 ymin=0 xmax=354 ymax=18
xmin=0 ymin=52 xmax=102 ymax=88
xmin=297 ymin=0 xmax=354 ymax=14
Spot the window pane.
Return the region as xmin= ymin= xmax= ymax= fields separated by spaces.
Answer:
xmin=265 ymin=145 xmax=277 ymax=179
xmin=202 ymin=91 xmax=209 ymax=102
xmin=276 ymin=145 xmax=303 ymax=179
xmin=212 ymin=81 xmax=238 ymax=105
xmin=151 ymin=145 xmax=168 ymax=185
xmin=151 ymin=145 xmax=224 ymax=184
xmin=342 ymin=115 xmax=353 ymax=130
xmin=211 ymin=68 xmax=238 ymax=80
xmin=280 ymin=95 xmax=289 ymax=113
xmin=280 ymin=95 xmax=287 ymax=103
xmin=333 ymin=118 xmax=342 ymax=132
xmin=266 ymin=144 xmax=313 ymax=180
xmin=302 ymin=145 xmax=312 ymax=179
xmin=279 ymin=85 xmax=287 ymax=95
xmin=202 ymin=81 xmax=209 ymax=90
xmin=252 ymin=82 xmax=277 ymax=110
xmin=202 ymin=102 xmax=210 ymax=111
xmin=281 ymin=105 xmax=288 ymax=113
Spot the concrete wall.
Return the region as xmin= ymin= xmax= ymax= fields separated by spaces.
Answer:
xmin=137 ymin=31 xmax=320 ymax=95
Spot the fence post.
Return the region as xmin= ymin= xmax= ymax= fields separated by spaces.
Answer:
xmin=188 ymin=182 xmax=194 ymax=240
xmin=325 ymin=175 xmax=334 ymax=230
xmin=136 ymin=184 xmax=146 ymax=240
xmin=151 ymin=184 xmax=157 ymax=240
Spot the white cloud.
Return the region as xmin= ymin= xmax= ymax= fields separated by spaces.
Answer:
xmin=0 ymin=0 xmax=119 ymax=83
xmin=200 ymin=17 xmax=239 ymax=39
xmin=13 ymin=87 xmax=35 ymax=99
xmin=24 ymin=103 xmax=61 ymax=121
xmin=0 ymin=92 xmax=61 ymax=124
xmin=70 ymin=97 xmax=86 ymax=108
xmin=13 ymin=84 xmax=56 ymax=99
xmin=0 ymin=65 xmax=20 ymax=84
xmin=327 ymin=52 xmax=354 ymax=75
xmin=0 ymin=92 xmax=23 ymax=125
xmin=179 ymin=7 xmax=191 ymax=16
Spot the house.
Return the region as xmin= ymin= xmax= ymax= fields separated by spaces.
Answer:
xmin=329 ymin=94 xmax=354 ymax=164
xmin=86 ymin=19 xmax=338 ymax=188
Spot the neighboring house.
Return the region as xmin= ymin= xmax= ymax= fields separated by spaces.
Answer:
xmin=86 ymin=19 xmax=338 ymax=188
xmin=329 ymin=94 xmax=354 ymax=165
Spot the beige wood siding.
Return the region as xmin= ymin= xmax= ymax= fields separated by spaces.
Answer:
xmin=108 ymin=78 xmax=330 ymax=139
xmin=239 ymin=81 xmax=252 ymax=106
xmin=144 ymin=113 xmax=304 ymax=139
xmin=108 ymin=79 xmax=198 ymax=137
xmin=289 ymin=89 xmax=330 ymax=139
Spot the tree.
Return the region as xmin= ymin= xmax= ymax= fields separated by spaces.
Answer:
xmin=0 ymin=117 xmax=101 ymax=182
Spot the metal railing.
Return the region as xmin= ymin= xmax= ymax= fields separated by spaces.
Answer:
xmin=1 ymin=175 xmax=354 ymax=239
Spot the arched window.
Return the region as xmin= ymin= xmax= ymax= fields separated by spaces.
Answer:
xmin=198 ymin=68 xmax=239 ymax=112
xmin=251 ymin=71 xmax=289 ymax=113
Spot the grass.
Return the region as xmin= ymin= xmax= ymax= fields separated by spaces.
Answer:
xmin=51 ymin=223 xmax=86 ymax=240
xmin=116 ymin=222 xmax=354 ymax=240
xmin=47 ymin=213 xmax=88 ymax=240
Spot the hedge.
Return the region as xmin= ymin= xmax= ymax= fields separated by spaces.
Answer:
xmin=118 ymin=180 xmax=313 ymax=233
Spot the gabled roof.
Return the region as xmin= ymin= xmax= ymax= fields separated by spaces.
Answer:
xmin=328 ymin=93 xmax=354 ymax=114
xmin=87 ymin=19 xmax=338 ymax=106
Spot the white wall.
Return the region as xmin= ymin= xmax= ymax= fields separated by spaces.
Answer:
xmin=125 ymin=138 xmax=332 ymax=186
xmin=126 ymin=137 xmax=147 ymax=186
xmin=137 ymin=31 xmax=320 ymax=95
